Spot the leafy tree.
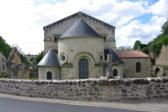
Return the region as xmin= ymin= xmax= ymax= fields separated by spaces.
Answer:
xmin=34 ymin=52 xmax=43 ymax=64
xmin=0 ymin=36 xmax=11 ymax=58
xmin=162 ymin=19 xmax=168 ymax=34
xmin=133 ymin=40 xmax=141 ymax=50
xmin=20 ymin=54 xmax=29 ymax=65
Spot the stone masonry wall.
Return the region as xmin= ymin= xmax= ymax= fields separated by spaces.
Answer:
xmin=156 ymin=45 xmax=168 ymax=65
xmin=0 ymin=78 xmax=168 ymax=101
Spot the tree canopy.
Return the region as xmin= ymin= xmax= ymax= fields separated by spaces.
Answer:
xmin=133 ymin=19 xmax=168 ymax=57
xmin=0 ymin=36 xmax=11 ymax=58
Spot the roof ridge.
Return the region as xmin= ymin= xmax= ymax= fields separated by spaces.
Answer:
xmin=43 ymin=11 xmax=115 ymax=29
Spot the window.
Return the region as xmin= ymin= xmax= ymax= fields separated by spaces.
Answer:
xmin=104 ymin=36 xmax=106 ymax=42
xmin=3 ymin=64 xmax=5 ymax=70
xmin=154 ymin=67 xmax=160 ymax=76
xmin=62 ymin=55 xmax=65 ymax=61
xmin=113 ymin=69 xmax=118 ymax=76
xmin=100 ymin=55 xmax=103 ymax=61
xmin=136 ymin=62 xmax=141 ymax=73
xmin=54 ymin=37 xmax=57 ymax=43
xmin=47 ymin=71 xmax=52 ymax=80
xmin=79 ymin=58 xmax=89 ymax=79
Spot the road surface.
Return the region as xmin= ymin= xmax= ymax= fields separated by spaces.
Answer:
xmin=0 ymin=97 xmax=145 ymax=112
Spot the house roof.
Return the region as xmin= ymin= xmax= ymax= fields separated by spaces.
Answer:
xmin=104 ymin=49 xmax=124 ymax=64
xmin=44 ymin=11 xmax=115 ymax=30
xmin=61 ymin=19 xmax=102 ymax=38
xmin=38 ymin=49 xmax=60 ymax=66
xmin=117 ymin=50 xmax=150 ymax=58
xmin=7 ymin=47 xmax=21 ymax=63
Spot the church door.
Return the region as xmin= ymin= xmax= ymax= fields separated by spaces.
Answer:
xmin=79 ymin=58 xmax=89 ymax=79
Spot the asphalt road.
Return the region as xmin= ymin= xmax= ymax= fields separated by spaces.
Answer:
xmin=0 ymin=97 xmax=146 ymax=112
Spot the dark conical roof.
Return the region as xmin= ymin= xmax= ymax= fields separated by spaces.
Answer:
xmin=38 ymin=49 xmax=60 ymax=66
xmin=61 ymin=19 xmax=102 ymax=38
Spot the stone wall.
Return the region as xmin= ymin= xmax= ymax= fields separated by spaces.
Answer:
xmin=0 ymin=78 xmax=168 ymax=101
xmin=38 ymin=66 xmax=60 ymax=80
xmin=122 ymin=58 xmax=151 ymax=78
xmin=156 ymin=45 xmax=168 ymax=65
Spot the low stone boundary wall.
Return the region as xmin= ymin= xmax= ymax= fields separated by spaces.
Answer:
xmin=0 ymin=78 xmax=168 ymax=101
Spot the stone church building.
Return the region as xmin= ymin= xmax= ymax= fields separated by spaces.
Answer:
xmin=38 ymin=12 xmax=151 ymax=80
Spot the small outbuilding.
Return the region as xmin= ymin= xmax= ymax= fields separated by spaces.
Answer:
xmin=38 ymin=49 xmax=60 ymax=80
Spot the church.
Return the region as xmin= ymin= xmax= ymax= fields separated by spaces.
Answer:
xmin=38 ymin=12 xmax=151 ymax=80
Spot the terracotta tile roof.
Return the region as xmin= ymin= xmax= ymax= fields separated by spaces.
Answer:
xmin=117 ymin=50 xmax=150 ymax=58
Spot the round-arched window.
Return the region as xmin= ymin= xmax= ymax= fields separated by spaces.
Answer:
xmin=62 ymin=55 xmax=65 ymax=61
xmin=113 ymin=69 xmax=118 ymax=77
xmin=79 ymin=58 xmax=89 ymax=79
xmin=100 ymin=55 xmax=103 ymax=61
xmin=154 ymin=67 xmax=160 ymax=76
xmin=47 ymin=71 xmax=52 ymax=80
xmin=136 ymin=62 xmax=141 ymax=73
xmin=54 ymin=37 xmax=57 ymax=43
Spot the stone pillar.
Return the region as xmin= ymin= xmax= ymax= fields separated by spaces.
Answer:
xmin=107 ymin=54 xmax=113 ymax=78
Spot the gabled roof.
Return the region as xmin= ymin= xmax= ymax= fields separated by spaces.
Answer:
xmin=38 ymin=49 xmax=60 ymax=66
xmin=117 ymin=50 xmax=150 ymax=58
xmin=43 ymin=11 xmax=115 ymax=30
xmin=7 ymin=47 xmax=22 ymax=63
xmin=61 ymin=19 xmax=102 ymax=38
xmin=104 ymin=49 xmax=124 ymax=64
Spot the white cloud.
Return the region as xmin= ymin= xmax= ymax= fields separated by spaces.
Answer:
xmin=97 ymin=1 xmax=149 ymax=26
xmin=0 ymin=0 xmax=167 ymax=54
xmin=150 ymin=0 xmax=168 ymax=16
xmin=116 ymin=16 xmax=166 ymax=48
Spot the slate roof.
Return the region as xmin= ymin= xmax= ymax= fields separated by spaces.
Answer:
xmin=61 ymin=19 xmax=102 ymax=38
xmin=104 ymin=49 xmax=124 ymax=64
xmin=38 ymin=49 xmax=60 ymax=66
xmin=117 ymin=50 xmax=150 ymax=58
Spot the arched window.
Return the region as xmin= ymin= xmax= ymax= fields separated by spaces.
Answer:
xmin=47 ymin=71 xmax=52 ymax=80
xmin=136 ymin=62 xmax=141 ymax=73
xmin=54 ymin=37 xmax=57 ymax=43
xmin=79 ymin=58 xmax=89 ymax=79
xmin=113 ymin=69 xmax=118 ymax=76
xmin=100 ymin=55 xmax=103 ymax=61
xmin=154 ymin=67 xmax=160 ymax=76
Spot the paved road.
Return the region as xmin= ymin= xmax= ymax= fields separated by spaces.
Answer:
xmin=0 ymin=97 xmax=146 ymax=112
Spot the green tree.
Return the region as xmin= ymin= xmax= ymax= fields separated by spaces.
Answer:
xmin=35 ymin=52 xmax=43 ymax=64
xmin=0 ymin=36 xmax=11 ymax=58
xmin=162 ymin=19 xmax=168 ymax=34
xmin=133 ymin=40 xmax=141 ymax=50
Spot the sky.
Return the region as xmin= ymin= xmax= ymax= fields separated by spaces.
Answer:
xmin=0 ymin=0 xmax=167 ymax=54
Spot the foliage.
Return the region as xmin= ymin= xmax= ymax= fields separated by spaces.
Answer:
xmin=133 ymin=40 xmax=141 ymax=50
xmin=162 ymin=19 xmax=168 ymax=34
xmin=0 ymin=36 xmax=11 ymax=58
xmin=0 ymin=72 xmax=8 ymax=78
xmin=34 ymin=52 xmax=43 ymax=64
xmin=20 ymin=54 xmax=29 ymax=65
xmin=133 ymin=19 xmax=168 ymax=57
xmin=117 ymin=46 xmax=132 ymax=50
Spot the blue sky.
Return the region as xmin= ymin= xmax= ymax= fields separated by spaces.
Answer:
xmin=0 ymin=0 xmax=167 ymax=54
